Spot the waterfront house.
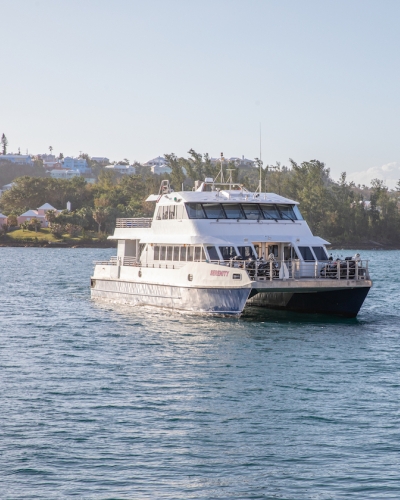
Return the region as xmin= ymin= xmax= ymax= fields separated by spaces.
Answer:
xmin=17 ymin=203 xmax=61 ymax=228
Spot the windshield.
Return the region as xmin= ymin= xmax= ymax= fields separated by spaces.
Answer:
xmin=237 ymin=246 xmax=255 ymax=259
xmin=277 ymin=205 xmax=296 ymax=220
xmin=219 ymin=246 xmax=237 ymax=260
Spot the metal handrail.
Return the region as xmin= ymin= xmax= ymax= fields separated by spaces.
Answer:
xmin=208 ymin=258 xmax=370 ymax=281
xmin=116 ymin=218 xmax=152 ymax=228
xmin=93 ymin=257 xmax=369 ymax=281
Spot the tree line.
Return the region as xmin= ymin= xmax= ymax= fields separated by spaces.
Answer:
xmin=0 ymin=150 xmax=399 ymax=245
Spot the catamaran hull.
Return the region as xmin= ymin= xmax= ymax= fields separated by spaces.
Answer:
xmin=246 ymin=286 xmax=371 ymax=318
xmin=91 ymin=278 xmax=251 ymax=316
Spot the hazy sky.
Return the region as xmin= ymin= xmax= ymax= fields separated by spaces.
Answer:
xmin=2 ymin=0 xmax=400 ymax=185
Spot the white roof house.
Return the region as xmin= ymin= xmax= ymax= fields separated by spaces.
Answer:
xmin=20 ymin=210 xmax=40 ymax=217
xmin=38 ymin=203 xmax=55 ymax=210
xmin=51 ymin=169 xmax=80 ymax=179
xmin=0 ymin=154 xmax=33 ymax=165
xmin=105 ymin=164 xmax=136 ymax=175
xmin=37 ymin=203 xmax=58 ymax=216
xmin=143 ymin=156 xmax=167 ymax=167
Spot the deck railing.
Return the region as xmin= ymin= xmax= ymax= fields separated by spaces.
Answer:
xmin=94 ymin=257 xmax=370 ymax=281
xmin=116 ymin=218 xmax=152 ymax=228
xmin=208 ymin=259 xmax=370 ymax=281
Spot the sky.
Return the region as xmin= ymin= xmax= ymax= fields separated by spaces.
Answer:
xmin=2 ymin=0 xmax=400 ymax=186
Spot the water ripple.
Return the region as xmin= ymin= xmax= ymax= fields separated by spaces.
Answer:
xmin=0 ymin=248 xmax=399 ymax=498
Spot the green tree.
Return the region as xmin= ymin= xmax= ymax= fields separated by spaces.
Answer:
xmin=45 ymin=209 xmax=57 ymax=225
xmin=164 ymin=153 xmax=185 ymax=191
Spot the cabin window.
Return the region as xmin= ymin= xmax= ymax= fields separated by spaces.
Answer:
xmin=206 ymin=246 xmax=219 ymax=260
xmin=260 ymin=204 xmax=280 ymax=220
xmin=160 ymin=246 xmax=166 ymax=260
xmin=219 ymin=246 xmax=237 ymax=260
xmin=277 ymin=205 xmax=296 ymax=220
xmin=298 ymin=246 xmax=315 ymax=261
xmin=201 ymin=247 xmax=206 ymax=261
xmin=156 ymin=207 xmax=163 ymax=220
xmin=223 ymin=204 xmax=245 ymax=219
xmin=173 ymin=246 xmax=180 ymax=260
xmin=194 ymin=246 xmax=201 ymax=261
xmin=162 ymin=206 xmax=169 ymax=220
xmin=169 ymin=206 xmax=176 ymax=219
xmin=186 ymin=203 xmax=205 ymax=219
xmin=167 ymin=246 xmax=173 ymax=260
xmin=202 ymin=203 xmax=226 ymax=219
xmin=180 ymin=246 xmax=187 ymax=261
xmin=242 ymin=204 xmax=262 ymax=220
xmin=293 ymin=205 xmax=304 ymax=220
xmin=187 ymin=246 xmax=194 ymax=261
xmin=154 ymin=245 xmax=160 ymax=260
xmin=237 ymin=246 xmax=255 ymax=259
xmin=312 ymin=247 xmax=328 ymax=260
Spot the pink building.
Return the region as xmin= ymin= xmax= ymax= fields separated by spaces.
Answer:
xmin=17 ymin=203 xmax=60 ymax=228
xmin=0 ymin=213 xmax=7 ymax=226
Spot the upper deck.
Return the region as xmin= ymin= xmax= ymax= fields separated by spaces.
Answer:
xmin=110 ymin=178 xmax=327 ymax=247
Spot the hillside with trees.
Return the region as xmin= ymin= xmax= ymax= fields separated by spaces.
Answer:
xmin=1 ymin=150 xmax=400 ymax=247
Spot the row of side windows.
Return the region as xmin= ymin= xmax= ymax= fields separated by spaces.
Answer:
xmin=155 ymin=203 xmax=303 ymax=221
xmin=185 ymin=203 xmax=303 ymax=220
xmin=153 ymin=245 xmax=206 ymax=262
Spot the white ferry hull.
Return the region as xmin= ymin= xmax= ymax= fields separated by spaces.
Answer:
xmin=91 ymin=278 xmax=251 ymax=316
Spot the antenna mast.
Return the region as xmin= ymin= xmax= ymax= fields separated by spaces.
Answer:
xmin=254 ymin=123 xmax=263 ymax=195
xmin=215 ymin=152 xmax=225 ymax=184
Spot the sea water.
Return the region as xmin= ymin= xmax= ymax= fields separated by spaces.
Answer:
xmin=0 ymin=248 xmax=399 ymax=499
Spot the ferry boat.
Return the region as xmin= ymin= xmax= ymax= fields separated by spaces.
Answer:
xmin=91 ymin=178 xmax=372 ymax=317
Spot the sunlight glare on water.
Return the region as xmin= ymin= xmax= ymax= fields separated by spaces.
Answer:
xmin=0 ymin=248 xmax=400 ymax=499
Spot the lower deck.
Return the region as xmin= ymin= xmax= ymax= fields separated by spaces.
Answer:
xmin=91 ymin=258 xmax=372 ymax=317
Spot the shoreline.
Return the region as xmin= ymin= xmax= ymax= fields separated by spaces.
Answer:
xmin=0 ymin=240 xmax=116 ymax=248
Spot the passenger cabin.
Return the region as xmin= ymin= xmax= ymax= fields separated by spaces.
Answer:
xmin=112 ymin=178 xmax=333 ymax=280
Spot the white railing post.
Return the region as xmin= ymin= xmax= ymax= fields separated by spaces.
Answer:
xmin=355 ymin=261 xmax=359 ymax=280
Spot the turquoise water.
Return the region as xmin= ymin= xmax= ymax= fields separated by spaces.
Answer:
xmin=0 ymin=248 xmax=399 ymax=499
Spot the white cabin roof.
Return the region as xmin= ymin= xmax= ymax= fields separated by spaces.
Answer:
xmin=146 ymin=190 xmax=298 ymax=205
